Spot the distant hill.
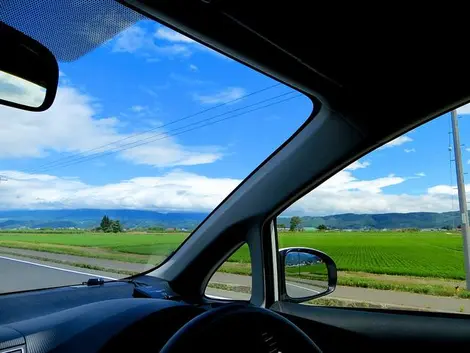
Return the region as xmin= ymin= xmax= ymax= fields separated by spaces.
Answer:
xmin=0 ymin=209 xmax=464 ymax=230
xmin=0 ymin=209 xmax=208 ymax=230
xmin=278 ymin=212 xmax=463 ymax=230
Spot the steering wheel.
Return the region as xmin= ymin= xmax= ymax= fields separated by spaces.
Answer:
xmin=161 ymin=304 xmax=322 ymax=353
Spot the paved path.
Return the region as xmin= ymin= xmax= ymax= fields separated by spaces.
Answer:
xmin=2 ymin=248 xmax=470 ymax=314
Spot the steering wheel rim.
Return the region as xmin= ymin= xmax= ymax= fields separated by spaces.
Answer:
xmin=161 ymin=304 xmax=322 ymax=353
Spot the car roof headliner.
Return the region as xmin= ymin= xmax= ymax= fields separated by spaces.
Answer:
xmin=127 ymin=0 xmax=470 ymax=147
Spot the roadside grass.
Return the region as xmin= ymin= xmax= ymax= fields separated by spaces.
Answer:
xmin=207 ymin=282 xmax=252 ymax=294
xmin=307 ymin=297 xmax=430 ymax=311
xmin=339 ymin=275 xmax=470 ymax=299
xmin=0 ymin=241 xmax=152 ymax=264
xmin=288 ymin=275 xmax=470 ymax=299
xmin=0 ymin=249 xmax=138 ymax=276
xmin=217 ymin=261 xmax=252 ymax=275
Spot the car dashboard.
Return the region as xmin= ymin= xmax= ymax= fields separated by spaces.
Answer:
xmin=0 ymin=278 xmax=204 ymax=353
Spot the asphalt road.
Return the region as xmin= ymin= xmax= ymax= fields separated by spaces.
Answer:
xmin=2 ymin=250 xmax=470 ymax=314
xmin=0 ymin=253 xmax=323 ymax=299
xmin=0 ymin=255 xmax=117 ymax=294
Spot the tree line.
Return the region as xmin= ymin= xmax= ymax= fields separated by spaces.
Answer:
xmin=96 ymin=215 xmax=123 ymax=233
xmin=278 ymin=217 xmax=329 ymax=232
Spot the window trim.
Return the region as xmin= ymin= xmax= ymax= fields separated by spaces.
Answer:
xmin=202 ymin=240 xmax=251 ymax=302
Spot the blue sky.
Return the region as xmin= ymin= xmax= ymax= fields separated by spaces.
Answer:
xmin=54 ymin=20 xmax=312 ymax=183
xmin=1 ymin=19 xmax=470 ymax=215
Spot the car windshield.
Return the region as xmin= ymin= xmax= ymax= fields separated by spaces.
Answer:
xmin=0 ymin=2 xmax=312 ymax=293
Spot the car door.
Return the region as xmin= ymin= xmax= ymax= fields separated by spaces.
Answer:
xmin=266 ymin=109 xmax=470 ymax=352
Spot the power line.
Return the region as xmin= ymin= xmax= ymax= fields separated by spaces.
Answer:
xmin=31 ymin=91 xmax=297 ymax=173
xmin=29 ymin=83 xmax=281 ymax=172
xmin=35 ymin=94 xmax=301 ymax=173
xmin=34 ymin=94 xmax=302 ymax=173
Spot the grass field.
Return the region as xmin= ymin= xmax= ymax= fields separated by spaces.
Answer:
xmin=234 ymin=231 xmax=466 ymax=280
xmin=280 ymin=232 xmax=465 ymax=279
xmin=0 ymin=232 xmax=187 ymax=263
xmin=0 ymin=230 xmax=466 ymax=280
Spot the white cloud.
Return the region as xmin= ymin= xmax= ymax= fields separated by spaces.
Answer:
xmin=131 ymin=105 xmax=147 ymax=112
xmin=112 ymin=25 xmax=192 ymax=58
xmin=344 ymin=160 xmax=370 ymax=170
xmin=0 ymin=84 xmax=223 ymax=167
xmin=155 ymin=28 xmax=195 ymax=43
xmin=112 ymin=26 xmax=146 ymax=53
xmin=457 ymin=103 xmax=470 ymax=115
xmin=427 ymin=184 xmax=459 ymax=195
xmin=415 ymin=172 xmax=426 ymax=177
xmin=404 ymin=148 xmax=416 ymax=153
xmin=318 ymin=170 xmax=405 ymax=194
xmin=119 ymin=141 xmax=222 ymax=167
xmin=193 ymin=87 xmax=245 ymax=105
xmin=189 ymin=64 xmax=198 ymax=72
xmin=286 ymin=171 xmax=461 ymax=216
xmin=111 ymin=23 xmax=229 ymax=61
xmin=0 ymin=170 xmax=239 ymax=211
xmin=381 ymin=135 xmax=413 ymax=149
xmin=284 ymin=163 xmax=462 ymax=216
xmin=0 ymin=162 xmax=464 ymax=214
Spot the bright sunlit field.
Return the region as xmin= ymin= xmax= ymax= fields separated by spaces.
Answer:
xmin=0 ymin=230 xmax=465 ymax=279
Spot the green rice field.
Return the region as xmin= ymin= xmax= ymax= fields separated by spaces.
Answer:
xmin=0 ymin=231 xmax=465 ymax=280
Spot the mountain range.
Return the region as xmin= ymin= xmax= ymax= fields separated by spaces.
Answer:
xmin=0 ymin=209 xmax=465 ymax=230
xmin=0 ymin=209 xmax=208 ymax=230
xmin=278 ymin=212 xmax=463 ymax=230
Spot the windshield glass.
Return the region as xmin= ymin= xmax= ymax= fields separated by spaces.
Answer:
xmin=0 ymin=3 xmax=312 ymax=293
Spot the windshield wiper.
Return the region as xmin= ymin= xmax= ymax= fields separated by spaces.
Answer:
xmin=82 ymin=278 xmax=146 ymax=287
xmin=81 ymin=277 xmax=179 ymax=300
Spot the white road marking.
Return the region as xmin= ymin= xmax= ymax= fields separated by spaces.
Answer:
xmin=0 ymin=255 xmax=117 ymax=280
xmin=286 ymin=282 xmax=321 ymax=294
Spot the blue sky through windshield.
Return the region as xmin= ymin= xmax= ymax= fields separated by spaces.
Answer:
xmin=0 ymin=20 xmax=312 ymax=212
xmin=1 ymin=19 xmax=470 ymax=216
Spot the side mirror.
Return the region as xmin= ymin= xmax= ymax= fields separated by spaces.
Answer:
xmin=279 ymin=247 xmax=337 ymax=303
xmin=0 ymin=22 xmax=59 ymax=111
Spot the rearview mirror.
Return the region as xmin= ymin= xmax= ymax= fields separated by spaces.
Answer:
xmin=0 ymin=22 xmax=58 ymax=111
xmin=279 ymin=247 xmax=337 ymax=303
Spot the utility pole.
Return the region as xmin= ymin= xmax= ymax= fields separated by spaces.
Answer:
xmin=451 ymin=110 xmax=470 ymax=289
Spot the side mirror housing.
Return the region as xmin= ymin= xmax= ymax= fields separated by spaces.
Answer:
xmin=279 ymin=247 xmax=337 ymax=303
xmin=0 ymin=22 xmax=59 ymax=111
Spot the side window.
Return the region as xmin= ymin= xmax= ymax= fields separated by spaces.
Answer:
xmin=278 ymin=109 xmax=470 ymax=314
xmin=205 ymin=244 xmax=252 ymax=301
